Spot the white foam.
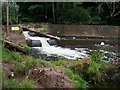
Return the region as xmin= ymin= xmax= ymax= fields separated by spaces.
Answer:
xmin=33 ymin=46 xmax=89 ymax=60
xmin=23 ymin=31 xmax=89 ymax=60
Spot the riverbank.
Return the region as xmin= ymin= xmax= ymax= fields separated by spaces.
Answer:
xmin=1 ymin=45 xmax=120 ymax=89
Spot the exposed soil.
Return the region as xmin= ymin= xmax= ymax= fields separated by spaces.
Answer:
xmin=2 ymin=63 xmax=16 ymax=79
xmin=2 ymin=26 xmax=27 ymax=46
xmin=28 ymin=67 xmax=74 ymax=88
xmin=2 ymin=62 xmax=74 ymax=88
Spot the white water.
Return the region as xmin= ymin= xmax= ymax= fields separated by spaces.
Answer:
xmin=33 ymin=46 xmax=89 ymax=60
xmin=23 ymin=31 xmax=118 ymax=62
xmin=23 ymin=31 xmax=50 ymax=47
xmin=23 ymin=31 xmax=90 ymax=60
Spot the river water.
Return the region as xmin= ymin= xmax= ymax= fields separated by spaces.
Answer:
xmin=23 ymin=31 xmax=119 ymax=63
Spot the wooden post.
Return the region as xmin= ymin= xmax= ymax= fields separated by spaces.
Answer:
xmin=6 ymin=0 xmax=9 ymax=36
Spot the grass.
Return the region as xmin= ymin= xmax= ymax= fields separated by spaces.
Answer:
xmin=2 ymin=45 xmax=49 ymax=73
xmin=85 ymin=51 xmax=108 ymax=87
xmin=65 ymin=68 xmax=89 ymax=88
xmin=2 ymin=45 xmax=119 ymax=88
xmin=23 ymin=44 xmax=31 ymax=54
xmin=19 ymin=78 xmax=36 ymax=88
xmin=51 ymin=59 xmax=70 ymax=66
xmin=2 ymin=46 xmax=13 ymax=63
xmin=3 ymin=78 xmax=36 ymax=89
xmin=1 ymin=46 xmax=99 ymax=88
xmin=3 ymin=79 xmax=20 ymax=88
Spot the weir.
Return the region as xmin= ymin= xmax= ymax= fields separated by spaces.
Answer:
xmin=20 ymin=24 xmax=120 ymax=48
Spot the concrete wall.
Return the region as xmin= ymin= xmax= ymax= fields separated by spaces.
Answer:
xmin=20 ymin=23 xmax=120 ymax=37
xmin=48 ymin=25 xmax=120 ymax=37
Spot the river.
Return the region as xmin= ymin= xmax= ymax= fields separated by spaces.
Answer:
xmin=23 ymin=30 xmax=119 ymax=63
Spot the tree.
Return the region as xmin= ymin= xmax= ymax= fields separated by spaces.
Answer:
xmin=2 ymin=0 xmax=19 ymax=25
xmin=16 ymin=2 xmax=120 ymax=25
xmin=52 ymin=2 xmax=55 ymax=24
xmin=96 ymin=2 xmax=120 ymax=25
xmin=96 ymin=2 xmax=120 ymax=18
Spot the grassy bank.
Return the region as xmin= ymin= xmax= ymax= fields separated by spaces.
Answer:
xmin=1 ymin=45 xmax=120 ymax=89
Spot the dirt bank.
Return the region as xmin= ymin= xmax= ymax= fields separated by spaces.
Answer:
xmin=28 ymin=67 xmax=74 ymax=88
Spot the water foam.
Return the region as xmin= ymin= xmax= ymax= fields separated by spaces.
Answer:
xmin=33 ymin=46 xmax=89 ymax=60
xmin=23 ymin=31 xmax=89 ymax=60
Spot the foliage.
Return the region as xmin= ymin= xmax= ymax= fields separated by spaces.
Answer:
xmin=86 ymin=51 xmax=107 ymax=87
xmin=16 ymin=2 xmax=120 ymax=25
xmin=2 ymin=1 xmax=19 ymax=25
xmin=68 ymin=51 xmax=108 ymax=88
xmin=65 ymin=68 xmax=89 ymax=88
xmin=91 ymin=51 xmax=102 ymax=62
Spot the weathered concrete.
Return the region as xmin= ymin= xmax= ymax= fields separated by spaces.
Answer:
xmin=20 ymin=23 xmax=120 ymax=38
xmin=48 ymin=25 xmax=120 ymax=37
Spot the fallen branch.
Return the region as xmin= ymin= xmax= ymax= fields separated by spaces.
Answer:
xmin=1 ymin=39 xmax=28 ymax=54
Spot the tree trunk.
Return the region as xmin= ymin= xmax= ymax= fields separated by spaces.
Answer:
xmin=52 ymin=2 xmax=55 ymax=24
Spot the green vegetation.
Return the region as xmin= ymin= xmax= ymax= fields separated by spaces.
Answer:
xmin=23 ymin=45 xmax=31 ymax=54
xmin=3 ymin=78 xmax=36 ymax=89
xmin=2 ymin=2 xmax=120 ymax=25
xmin=3 ymin=79 xmax=20 ymax=88
xmin=65 ymin=68 xmax=89 ymax=88
xmin=2 ymin=45 xmax=119 ymax=89
xmin=51 ymin=59 xmax=69 ymax=66
xmin=19 ymin=78 xmax=36 ymax=88
xmin=86 ymin=51 xmax=107 ymax=87
xmin=2 ymin=1 xmax=19 ymax=25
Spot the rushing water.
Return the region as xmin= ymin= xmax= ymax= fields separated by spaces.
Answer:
xmin=23 ymin=31 xmax=119 ymax=62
